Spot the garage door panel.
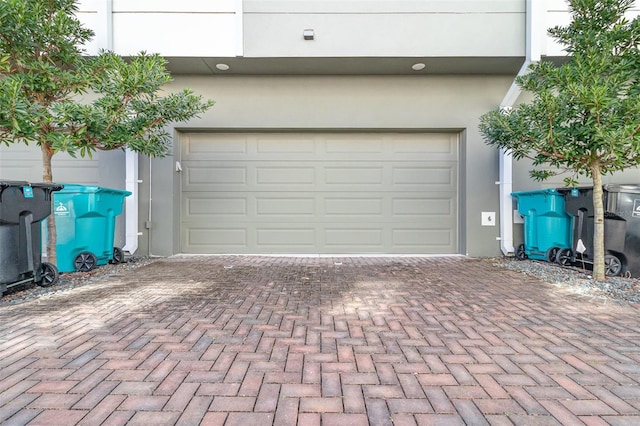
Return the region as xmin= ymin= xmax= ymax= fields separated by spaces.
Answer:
xmin=181 ymin=132 xmax=459 ymax=254
xmin=324 ymin=166 xmax=384 ymax=185
xmin=257 ymin=135 xmax=316 ymax=154
xmin=325 ymin=197 xmax=384 ymax=216
xmin=184 ymin=161 xmax=457 ymax=192
xmin=324 ymin=136 xmax=385 ymax=155
xmin=185 ymin=193 xmax=317 ymax=221
xmin=324 ymin=228 xmax=384 ymax=249
xmin=392 ymin=196 xmax=455 ymax=216
xmin=257 ymin=228 xmax=316 ymax=248
xmin=393 ymin=229 xmax=454 ymax=249
xmin=391 ymin=134 xmax=458 ymax=160
xmin=257 ymin=197 xmax=316 ymax=216
xmin=187 ymin=166 xmax=247 ymax=187
xmin=186 ymin=192 xmax=455 ymax=221
xmin=184 ymin=134 xmax=248 ymax=158
xmin=185 ymin=162 xmax=319 ymax=191
xmin=257 ymin=167 xmax=316 ymax=185
xmin=186 ymin=196 xmax=248 ymax=217
xmin=185 ymin=228 xmax=247 ymax=249
xmin=392 ymin=165 xmax=457 ymax=187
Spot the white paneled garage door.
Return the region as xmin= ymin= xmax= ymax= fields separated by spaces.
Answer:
xmin=180 ymin=132 xmax=459 ymax=254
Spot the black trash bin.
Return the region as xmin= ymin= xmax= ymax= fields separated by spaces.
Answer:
xmin=556 ymin=185 xmax=640 ymax=277
xmin=603 ymin=184 xmax=640 ymax=277
xmin=0 ymin=181 xmax=64 ymax=296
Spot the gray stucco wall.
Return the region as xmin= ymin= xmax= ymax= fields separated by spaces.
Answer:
xmin=0 ymin=146 xmax=129 ymax=249
xmin=137 ymin=74 xmax=514 ymax=257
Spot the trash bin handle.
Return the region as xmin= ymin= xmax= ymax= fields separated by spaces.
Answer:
xmin=577 ymin=210 xmax=585 ymax=238
xmin=21 ymin=213 xmax=35 ymax=273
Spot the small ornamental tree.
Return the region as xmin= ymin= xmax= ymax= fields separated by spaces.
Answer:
xmin=479 ymin=0 xmax=640 ymax=281
xmin=0 ymin=0 xmax=214 ymax=264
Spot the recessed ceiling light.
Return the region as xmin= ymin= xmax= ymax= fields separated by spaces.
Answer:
xmin=216 ymin=63 xmax=230 ymax=71
xmin=411 ymin=63 xmax=426 ymax=71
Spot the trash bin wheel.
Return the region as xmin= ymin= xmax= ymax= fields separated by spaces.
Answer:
xmin=38 ymin=262 xmax=60 ymax=287
xmin=110 ymin=247 xmax=125 ymax=264
xmin=604 ymin=254 xmax=623 ymax=277
xmin=515 ymin=244 xmax=527 ymax=260
xmin=546 ymin=247 xmax=560 ymax=263
xmin=74 ymin=252 xmax=97 ymax=272
xmin=555 ymin=248 xmax=573 ymax=266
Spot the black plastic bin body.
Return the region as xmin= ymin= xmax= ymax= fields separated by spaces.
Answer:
xmin=0 ymin=181 xmax=63 ymax=294
xmin=604 ymin=185 xmax=640 ymax=277
xmin=557 ymin=185 xmax=640 ymax=277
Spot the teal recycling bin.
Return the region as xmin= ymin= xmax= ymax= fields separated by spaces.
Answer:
xmin=53 ymin=185 xmax=131 ymax=273
xmin=511 ymin=189 xmax=573 ymax=262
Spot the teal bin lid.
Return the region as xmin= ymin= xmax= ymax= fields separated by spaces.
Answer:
xmin=511 ymin=188 xmax=568 ymax=217
xmin=511 ymin=188 xmax=561 ymax=199
xmin=53 ymin=184 xmax=131 ymax=219
xmin=57 ymin=184 xmax=132 ymax=197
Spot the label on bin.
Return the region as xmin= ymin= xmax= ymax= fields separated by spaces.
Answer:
xmin=22 ymin=186 xmax=33 ymax=198
xmin=54 ymin=202 xmax=70 ymax=216
xmin=633 ymin=199 xmax=640 ymax=218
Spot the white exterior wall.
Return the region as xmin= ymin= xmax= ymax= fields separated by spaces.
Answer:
xmin=75 ymin=1 xmax=524 ymax=59
xmin=76 ymin=0 xmax=243 ymax=56
xmin=542 ymin=0 xmax=640 ymax=57
xmin=75 ymin=0 xmax=640 ymax=61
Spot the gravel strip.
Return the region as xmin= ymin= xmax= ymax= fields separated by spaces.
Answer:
xmin=0 ymin=256 xmax=157 ymax=306
xmin=492 ymin=257 xmax=640 ymax=304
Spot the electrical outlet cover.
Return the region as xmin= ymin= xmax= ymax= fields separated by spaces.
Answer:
xmin=481 ymin=212 xmax=496 ymax=226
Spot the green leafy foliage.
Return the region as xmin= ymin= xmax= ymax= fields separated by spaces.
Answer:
xmin=0 ymin=0 xmax=214 ymax=159
xmin=480 ymin=0 xmax=639 ymax=182
xmin=53 ymin=51 xmax=213 ymax=158
xmin=479 ymin=0 xmax=639 ymax=280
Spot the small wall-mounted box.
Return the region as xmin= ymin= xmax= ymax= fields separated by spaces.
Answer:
xmin=481 ymin=212 xmax=496 ymax=226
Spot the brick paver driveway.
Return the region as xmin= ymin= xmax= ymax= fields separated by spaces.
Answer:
xmin=1 ymin=256 xmax=640 ymax=425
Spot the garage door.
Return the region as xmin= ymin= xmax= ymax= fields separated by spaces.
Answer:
xmin=180 ymin=132 xmax=459 ymax=254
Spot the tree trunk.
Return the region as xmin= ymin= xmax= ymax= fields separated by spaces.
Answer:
xmin=42 ymin=143 xmax=57 ymax=266
xmin=591 ymin=166 xmax=605 ymax=281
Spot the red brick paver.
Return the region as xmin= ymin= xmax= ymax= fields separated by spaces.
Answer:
xmin=1 ymin=255 xmax=640 ymax=425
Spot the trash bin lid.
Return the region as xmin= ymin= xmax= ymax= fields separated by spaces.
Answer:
xmin=1 ymin=180 xmax=31 ymax=198
xmin=556 ymin=186 xmax=593 ymax=193
xmin=603 ymin=184 xmax=640 ymax=195
xmin=57 ymin=184 xmax=100 ymax=194
xmin=31 ymin=182 xmax=64 ymax=188
xmin=511 ymin=188 xmax=561 ymax=198
xmin=1 ymin=181 xmax=63 ymax=190
xmin=0 ymin=180 xmax=30 ymax=189
xmin=1 ymin=181 xmax=64 ymax=198
xmin=56 ymin=184 xmax=131 ymax=197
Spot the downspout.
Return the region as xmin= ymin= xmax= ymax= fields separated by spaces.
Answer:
xmin=123 ymin=148 xmax=140 ymax=255
xmin=106 ymin=0 xmax=113 ymax=50
xmin=109 ymin=1 xmax=143 ymax=255
xmin=105 ymin=0 xmax=140 ymax=255
xmin=498 ymin=0 xmax=542 ymax=255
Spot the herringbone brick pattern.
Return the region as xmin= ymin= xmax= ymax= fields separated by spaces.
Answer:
xmin=1 ymin=256 xmax=640 ymax=425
